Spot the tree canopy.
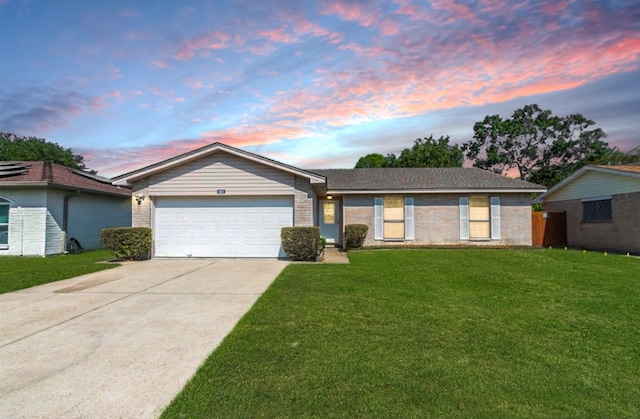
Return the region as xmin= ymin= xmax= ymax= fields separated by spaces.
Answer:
xmin=461 ymin=104 xmax=619 ymax=187
xmin=355 ymin=135 xmax=463 ymax=168
xmin=0 ymin=132 xmax=88 ymax=170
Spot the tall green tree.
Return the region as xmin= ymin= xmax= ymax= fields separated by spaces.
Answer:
xmin=355 ymin=135 xmax=463 ymax=168
xmin=0 ymin=132 xmax=88 ymax=170
xmin=354 ymin=153 xmax=388 ymax=168
xmin=462 ymin=104 xmax=611 ymax=187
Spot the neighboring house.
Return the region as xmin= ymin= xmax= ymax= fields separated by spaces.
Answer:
xmin=534 ymin=165 xmax=640 ymax=254
xmin=113 ymin=142 xmax=545 ymax=258
xmin=0 ymin=161 xmax=131 ymax=256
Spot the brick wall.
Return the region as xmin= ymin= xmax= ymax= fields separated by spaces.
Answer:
xmin=131 ymin=181 xmax=152 ymax=228
xmin=344 ymin=193 xmax=533 ymax=246
xmin=294 ymin=176 xmax=315 ymax=226
xmin=0 ymin=189 xmax=49 ymax=256
xmin=544 ymin=191 xmax=640 ymax=254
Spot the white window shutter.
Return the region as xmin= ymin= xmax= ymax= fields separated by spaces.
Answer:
xmin=374 ymin=197 xmax=383 ymax=240
xmin=491 ymin=196 xmax=501 ymax=240
xmin=404 ymin=197 xmax=414 ymax=240
xmin=459 ymin=197 xmax=469 ymax=240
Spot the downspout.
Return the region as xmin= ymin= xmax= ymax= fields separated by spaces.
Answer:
xmin=63 ymin=191 xmax=81 ymax=253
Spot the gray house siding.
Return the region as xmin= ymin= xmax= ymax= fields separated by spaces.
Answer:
xmin=67 ymin=194 xmax=132 ymax=249
xmin=146 ymin=152 xmax=295 ymax=196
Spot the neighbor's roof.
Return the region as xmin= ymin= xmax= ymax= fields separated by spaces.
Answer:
xmin=533 ymin=164 xmax=640 ymax=203
xmin=311 ymin=168 xmax=546 ymax=193
xmin=0 ymin=161 xmax=131 ymax=197
xmin=592 ymin=165 xmax=640 ymax=174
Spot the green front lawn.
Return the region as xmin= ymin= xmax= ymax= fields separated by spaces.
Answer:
xmin=0 ymin=249 xmax=118 ymax=294
xmin=163 ymin=249 xmax=640 ymax=418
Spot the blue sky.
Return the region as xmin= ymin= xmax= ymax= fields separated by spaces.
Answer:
xmin=1 ymin=0 xmax=638 ymax=176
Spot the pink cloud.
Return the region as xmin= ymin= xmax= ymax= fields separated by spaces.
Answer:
xmin=174 ymin=31 xmax=231 ymax=60
xmin=321 ymin=0 xmax=379 ymax=27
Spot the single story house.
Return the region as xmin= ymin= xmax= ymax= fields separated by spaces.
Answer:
xmin=534 ymin=165 xmax=640 ymax=254
xmin=0 ymin=161 xmax=131 ymax=256
xmin=112 ymin=142 xmax=545 ymax=258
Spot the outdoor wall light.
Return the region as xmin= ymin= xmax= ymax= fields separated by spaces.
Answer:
xmin=326 ymin=195 xmax=333 ymax=200
xmin=135 ymin=194 xmax=146 ymax=205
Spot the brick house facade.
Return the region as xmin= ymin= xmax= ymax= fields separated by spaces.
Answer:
xmin=536 ymin=165 xmax=640 ymax=255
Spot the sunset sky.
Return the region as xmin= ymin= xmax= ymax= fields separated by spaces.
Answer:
xmin=1 ymin=0 xmax=638 ymax=177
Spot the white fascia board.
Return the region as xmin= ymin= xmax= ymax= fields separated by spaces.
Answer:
xmin=328 ymin=188 xmax=546 ymax=195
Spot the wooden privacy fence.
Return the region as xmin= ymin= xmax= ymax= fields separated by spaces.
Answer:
xmin=532 ymin=211 xmax=567 ymax=247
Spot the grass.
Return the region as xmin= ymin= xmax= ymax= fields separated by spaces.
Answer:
xmin=162 ymin=249 xmax=640 ymax=418
xmin=0 ymin=249 xmax=118 ymax=294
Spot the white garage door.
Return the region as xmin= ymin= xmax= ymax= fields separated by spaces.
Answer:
xmin=154 ymin=196 xmax=293 ymax=258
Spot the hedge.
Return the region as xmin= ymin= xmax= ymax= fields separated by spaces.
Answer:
xmin=100 ymin=227 xmax=152 ymax=261
xmin=344 ymin=224 xmax=368 ymax=250
xmin=281 ymin=227 xmax=322 ymax=261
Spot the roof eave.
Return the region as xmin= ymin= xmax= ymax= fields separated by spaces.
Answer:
xmin=327 ymin=188 xmax=546 ymax=195
xmin=0 ymin=181 xmax=131 ymax=197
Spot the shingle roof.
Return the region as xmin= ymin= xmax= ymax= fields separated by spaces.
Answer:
xmin=0 ymin=161 xmax=131 ymax=196
xmin=593 ymin=165 xmax=640 ymax=174
xmin=310 ymin=168 xmax=545 ymax=191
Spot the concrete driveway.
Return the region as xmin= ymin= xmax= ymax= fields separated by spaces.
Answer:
xmin=0 ymin=258 xmax=288 ymax=419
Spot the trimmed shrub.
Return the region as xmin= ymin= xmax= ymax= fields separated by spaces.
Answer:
xmin=281 ymin=227 xmax=321 ymax=261
xmin=344 ymin=224 xmax=368 ymax=250
xmin=100 ymin=227 xmax=152 ymax=261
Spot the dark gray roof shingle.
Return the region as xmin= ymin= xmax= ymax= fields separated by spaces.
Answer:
xmin=309 ymin=168 xmax=545 ymax=191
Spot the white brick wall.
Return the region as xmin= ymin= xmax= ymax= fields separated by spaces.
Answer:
xmin=0 ymin=188 xmax=132 ymax=256
xmin=0 ymin=189 xmax=48 ymax=256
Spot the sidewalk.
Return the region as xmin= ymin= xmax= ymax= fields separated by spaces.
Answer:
xmin=322 ymin=247 xmax=350 ymax=263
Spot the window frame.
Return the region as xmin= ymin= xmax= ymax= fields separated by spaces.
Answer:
xmin=582 ymin=197 xmax=612 ymax=222
xmin=468 ymin=196 xmax=491 ymax=240
xmin=459 ymin=196 xmax=501 ymax=241
xmin=383 ymin=196 xmax=405 ymax=240
xmin=0 ymin=200 xmax=9 ymax=248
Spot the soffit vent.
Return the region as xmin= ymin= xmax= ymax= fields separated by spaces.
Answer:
xmin=0 ymin=162 xmax=30 ymax=178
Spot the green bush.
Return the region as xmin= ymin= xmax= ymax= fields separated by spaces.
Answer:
xmin=344 ymin=224 xmax=368 ymax=250
xmin=100 ymin=227 xmax=152 ymax=261
xmin=281 ymin=227 xmax=322 ymax=261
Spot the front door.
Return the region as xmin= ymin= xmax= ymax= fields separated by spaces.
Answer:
xmin=319 ymin=200 xmax=340 ymax=244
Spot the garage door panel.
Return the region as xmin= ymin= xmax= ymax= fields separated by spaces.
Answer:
xmin=154 ymin=197 xmax=293 ymax=258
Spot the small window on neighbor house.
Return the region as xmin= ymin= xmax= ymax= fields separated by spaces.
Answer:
xmin=583 ymin=199 xmax=612 ymax=222
xmin=0 ymin=200 xmax=9 ymax=247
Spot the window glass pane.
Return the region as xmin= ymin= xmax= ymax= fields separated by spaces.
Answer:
xmin=323 ymin=203 xmax=335 ymax=224
xmin=0 ymin=225 xmax=7 ymax=245
xmin=469 ymin=197 xmax=489 ymax=220
xmin=384 ymin=197 xmax=404 ymax=220
xmin=384 ymin=222 xmax=404 ymax=239
xmin=470 ymin=221 xmax=490 ymax=238
xmin=583 ymin=199 xmax=612 ymax=221
xmin=0 ymin=205 xmax=8 ymax=224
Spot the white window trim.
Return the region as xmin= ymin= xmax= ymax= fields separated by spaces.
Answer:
xmin=374 ymin=196 xmax=414 ymax=241
xmin=0 ymin=201 xmax=9 ymax=248
xmin=459 ymin=196 xmax=500 ymax=241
